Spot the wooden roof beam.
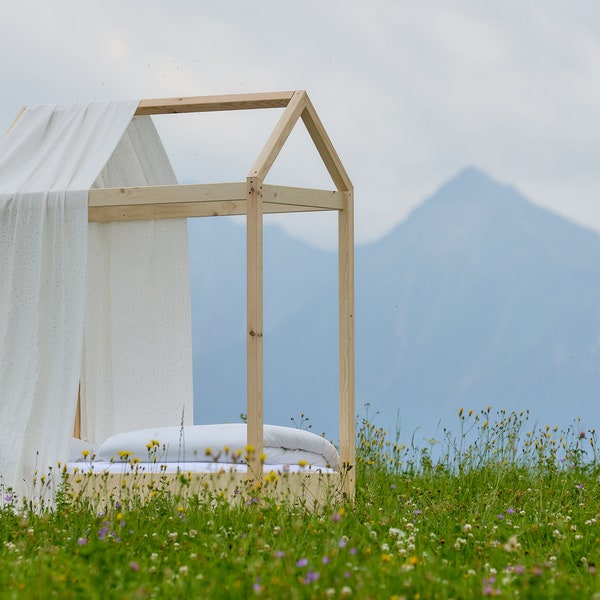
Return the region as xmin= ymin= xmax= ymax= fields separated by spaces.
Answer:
xmin=135 ymin=91 xmax=296 ymax=116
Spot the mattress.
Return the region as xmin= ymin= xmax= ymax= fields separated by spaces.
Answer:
xmin=67 ymin=423 xmax=339 ymax=474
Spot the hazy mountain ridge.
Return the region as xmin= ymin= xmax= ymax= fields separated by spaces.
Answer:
xmin=189 ymin=167 xmax=600 ymax=440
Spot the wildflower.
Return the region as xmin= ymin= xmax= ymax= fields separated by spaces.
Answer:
xmin=81 ymin=450 xmax=90 ymax=459
xmin=275 ymin=550 xmax=285 ymax=558
xmin=77 ymin=538 xmax=87 ymax=546
xmin=389 ymin=528 xmax=405 ymax=539
xmin=298 ymin=459 xmax=307 ymax=468
xmin=118 ymin=450 xmax=132 ymax=460
xmin=129 ymin=561 xmax=139 ymax=572
xmin=340 ymin=586 xmax=352 ymax=597
xmin=296 ymin=558 xmax=308 ymax=567
xmin=503 ymin=535 xmax=521 ymax=552
xmin=303 ymin=571 xmax=319 ymax=584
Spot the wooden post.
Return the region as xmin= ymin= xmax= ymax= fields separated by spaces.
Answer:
xmin=73 ymin=385 xmax=82 ymax=439
xmin=246 ymin=176 xmax=264 ymax=481
xmin=339 ymin=189 xmax=355 ymax=498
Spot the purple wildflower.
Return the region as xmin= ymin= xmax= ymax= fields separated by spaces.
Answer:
xmin=77 ymin=538 xmax=88 ymax=546
xmin=296 ymin=558 xmax=308 ymax=568
xmin=129 ymin=561 xmax=139 ymax=572
xmin=303 ymin=571 xmax=319 ymax=584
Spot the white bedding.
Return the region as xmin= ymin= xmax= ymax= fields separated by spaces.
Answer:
xmin=68 ymin=424 xmax=340 ymax=473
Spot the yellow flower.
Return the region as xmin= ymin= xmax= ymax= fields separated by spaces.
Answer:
xmin=118 ymin=450 xmax=132 ymax=460
xmin=81 ymin=450 xmax=90 ymax=459
xmin=298 ymin=459 xmax=307 ymax=468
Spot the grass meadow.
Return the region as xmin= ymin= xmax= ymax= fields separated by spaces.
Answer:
xmin=1 ymin=407 xmax=600 ymax=599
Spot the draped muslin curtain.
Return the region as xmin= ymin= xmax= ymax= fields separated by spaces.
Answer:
xmin=83 ymin=116 xmax=193 ymax=443
xmin=0 ymin=103 xmax=193 ymax=498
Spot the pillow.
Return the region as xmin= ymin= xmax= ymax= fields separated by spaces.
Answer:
xmin=69 ymin=437 xmax=99 ymax=462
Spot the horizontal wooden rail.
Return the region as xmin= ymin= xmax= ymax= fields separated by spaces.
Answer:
xmin=135 ymin=91 xmax=296 ymax=116
xmin=89 ymin=182 xmax=246 ymax=207
xmin=262 ymin=185 xmax=342 ymax=210
xmin=88 ymin=183 xmax=340 ymax=221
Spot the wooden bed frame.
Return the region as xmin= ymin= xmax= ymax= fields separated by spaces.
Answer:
xmin=13 ymin=91 xmax=355 ymax=500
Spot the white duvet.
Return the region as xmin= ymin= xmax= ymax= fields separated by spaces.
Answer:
xmin=69 ymin=424 xmax=339 ymax=472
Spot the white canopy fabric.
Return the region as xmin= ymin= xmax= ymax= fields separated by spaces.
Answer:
xmin=0 ymin=103 xmax=193 ymax=499
xmin=84 ymin=116 xmax=193 ymax=444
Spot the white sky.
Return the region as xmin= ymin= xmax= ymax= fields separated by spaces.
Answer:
xmin=2 ymin=0 xmax=600 ymax=249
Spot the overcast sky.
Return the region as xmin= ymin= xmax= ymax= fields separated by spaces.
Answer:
xmin=1 ymin=1 xmax=600 ymax=249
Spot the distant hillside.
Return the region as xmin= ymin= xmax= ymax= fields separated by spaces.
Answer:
xmin=189 ymin=168 xmax=600 ymax=442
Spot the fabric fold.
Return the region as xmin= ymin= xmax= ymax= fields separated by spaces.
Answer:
xmin=0 ymin=101 xmax=193 ymax=500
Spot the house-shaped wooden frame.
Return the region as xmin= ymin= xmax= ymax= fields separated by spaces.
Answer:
xmin=13 ymin=90 xmax=355 ymax=500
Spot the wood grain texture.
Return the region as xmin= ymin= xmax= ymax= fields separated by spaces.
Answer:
xmin=136 ymin=91 xmax=296 ymax=115
xmin=246 ymin=177 xmax=264 ymax=480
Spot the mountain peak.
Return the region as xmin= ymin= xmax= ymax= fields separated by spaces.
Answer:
xmin=436 ymin=166 xmax=512 ymax=202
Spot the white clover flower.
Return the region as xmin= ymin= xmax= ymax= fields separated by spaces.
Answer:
xmin=503 ymin=535 xmax=521 ymax=552
xmin=389 ymin=527 xmax=405 ymax=539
